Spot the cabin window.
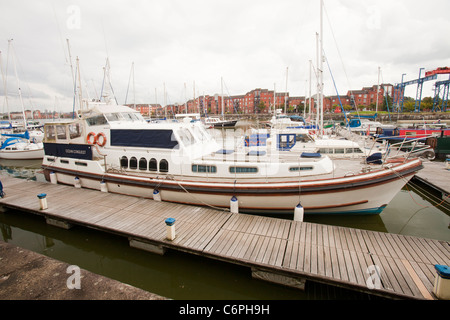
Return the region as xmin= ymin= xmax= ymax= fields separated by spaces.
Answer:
xmin=75 ymin=161 xmax=88 ymax=167
xmin=45 ymin=125 xmax=56 ymax=141
xmin=229 ymin=167 xmax=258 ymax=174
xmin=318 ymin=148 xmax=331 ymax=154
xmin=149 ymin=158 xmax=157 ymax=172
xmin=86 ymin=115 xmax=108 ymax=126
xmin=104 ymin=113 xmax=122 ymax=122
xmin=160 ymin=159 xmax=169 ymax=173
xmin=60 ymin=159 xmax=69 ymax=164
xmin=122 ymin=112 xmax=142 ymax=122
xmin=335 ymin=148 xmax=345 ymax=154
xmin=353 ymin=148 xmax=363 ymax=154
xmin=130 ymin=157 xmax=138 ymax=170
xmin=120 ymin=156 xmax=128 ymax=169
xmin=192 ymin=165 xmax=217 ymax=173
xmin=139 ymin=158 xmax=147 ymax=170
xmin=56 ymin=125 xmax=67 ymax=140
xmin=69 ymin=123 xmax=82 ymax=139
xmin=289 ymin=166 xmax=314 ymax=172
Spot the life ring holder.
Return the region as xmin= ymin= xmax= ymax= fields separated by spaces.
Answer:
xmin=96 ymin=132 xmax=107 ymax=147
xmin=87 ymin=132 xmax=97 ymax=145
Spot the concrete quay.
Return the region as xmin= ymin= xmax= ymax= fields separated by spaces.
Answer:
xmin=0 ymin=240 xmax=167 ymax=300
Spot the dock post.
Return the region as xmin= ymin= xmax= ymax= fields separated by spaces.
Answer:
xmin=37 ymin=193 xmax=48 ymax=210
xmin=165 ymin=218 xmax=176 ymax=241
xmin=433 ymin=265 xmax=450 ymax=300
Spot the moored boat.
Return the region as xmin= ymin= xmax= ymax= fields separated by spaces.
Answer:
xmin=203 ymin=117 xmax=237 ymax=128
xmin=41 ymin=102 xmax=423 ymax=217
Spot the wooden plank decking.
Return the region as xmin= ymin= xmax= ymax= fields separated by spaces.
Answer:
xmin=0 ymin=173 xmax=448 ymax=300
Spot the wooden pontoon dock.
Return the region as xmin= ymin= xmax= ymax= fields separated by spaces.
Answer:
xmin=0 ymin=173 xmax=448 ymax=300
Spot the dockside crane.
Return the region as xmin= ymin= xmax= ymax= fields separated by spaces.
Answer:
xmin=392 ymin=67 xmax=450 ymax=112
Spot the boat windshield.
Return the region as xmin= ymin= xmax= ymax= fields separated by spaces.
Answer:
xmin=104 ymin=112 xmax=145 ymax=123
xmin=177 ymin=128 xmax=195 ymax=147
xmin=192 ymin=125 xmax=212 ymax=142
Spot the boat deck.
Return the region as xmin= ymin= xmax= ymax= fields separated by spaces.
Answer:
xmin=0 ymin=173 xmax=448 ymax=300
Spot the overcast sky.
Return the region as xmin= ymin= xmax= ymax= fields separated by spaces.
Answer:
xmin=1 ymin=0 xmax=450 ymax=113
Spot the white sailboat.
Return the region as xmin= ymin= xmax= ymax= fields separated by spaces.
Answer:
xmin=0 ymin=40 xmax=44 ymax=160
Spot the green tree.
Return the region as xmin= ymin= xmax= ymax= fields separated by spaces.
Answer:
xmin=421 ymin=97 xmax=433 ymax=111
xmin=257 ymin=102 xmax=266 ymax=113
xmin=403 ymin=100 xmax=415 ymax=112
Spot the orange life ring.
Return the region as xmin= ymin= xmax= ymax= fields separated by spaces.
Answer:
xmin=96 ymin=132 xmax=107 ymax=147
xmin=87 ymin=132 xmax=97 ymax=145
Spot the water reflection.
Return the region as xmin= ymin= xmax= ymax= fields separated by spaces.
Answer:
xmin=1 ymin=210 xmax=374 ymax=300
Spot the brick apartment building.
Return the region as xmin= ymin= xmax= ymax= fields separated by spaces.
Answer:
xmin=126 ymin=83 xmax=394 ymax=117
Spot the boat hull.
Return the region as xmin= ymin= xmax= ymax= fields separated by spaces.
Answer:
xmin=42 ymin=158 xmax=422 ymax=215
xmin=0 ymin=148 xmax=44 ymax=160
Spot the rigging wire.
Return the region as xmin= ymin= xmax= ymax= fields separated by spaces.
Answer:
xmin=322 ymin=2 xmax=359 ymax=117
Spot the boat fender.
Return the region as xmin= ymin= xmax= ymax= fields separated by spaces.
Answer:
xmin=100 ymin=180 xmax=108 ymax=193
xmin=49 ymin=171 xmax=57 ymax=184
xmin=96 ymin=132 xmax=107 ymax=147
xmin=153 ymin=189 xmax=161 ymax=202
xmin=230 ymin=196 xmax=239 ymax=214
xmin=294 ymin=203 xmax=304 ymax=222
xmin=87 ymin=132 xmax=97 ymax=145
xmin=74 ymin=176 xmax=81 ymax=188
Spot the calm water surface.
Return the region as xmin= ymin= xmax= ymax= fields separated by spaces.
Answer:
xmin=0 ymin=157 xmax=448 ymax=300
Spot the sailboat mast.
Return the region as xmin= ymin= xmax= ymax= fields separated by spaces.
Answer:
xmin=309 ymin=60 xmax=312 ymax=119
xmin=184 ymin=82 xmax=187 ymax=114
xmin=273 ymin=83 xmax=276 ymax=115
xmin=133 ymin=62 xmax=136 ymax=110
xmin=0 ymin=50 xmax=10 ymax=122
xmin=284 ymin=67 xmax=288 ymax=114
xmin=9 ymin=40 xmax=27 ymax=127
xmin=221 ymin=77 xmax=224 ymax=118
xmin=319 ymin=0 xmax=324 ymax=137
xmin=316 ymin=32 xmax=320 ymax=130
xmin=76 ymin=57 xmax=83 ymax=112
xmin=163 ymin=82 xmax=166 ymax=119
xmin=376 ymin=66 xmax=380 ymax=113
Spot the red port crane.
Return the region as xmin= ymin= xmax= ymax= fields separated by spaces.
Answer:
xmin=425 ymin=67 xmax=450 ymax=77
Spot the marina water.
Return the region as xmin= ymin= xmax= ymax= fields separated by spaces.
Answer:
xmin=0 ymin=155 xmax=448 ymax=300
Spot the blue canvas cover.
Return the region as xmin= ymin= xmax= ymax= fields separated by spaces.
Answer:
xmin=110 ymin=129 xmax=179 ymax=149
